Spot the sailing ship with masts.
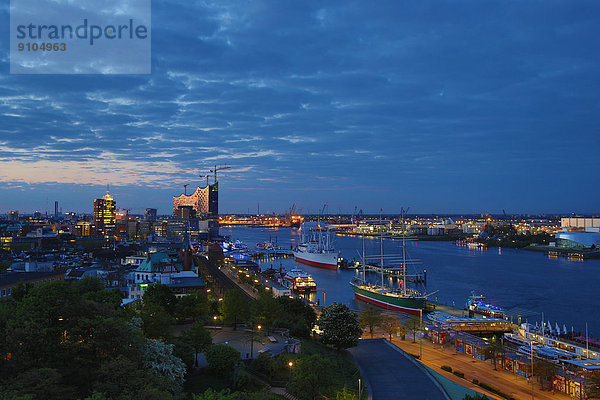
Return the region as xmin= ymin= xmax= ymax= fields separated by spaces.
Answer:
xmin=349 ymin=209 xmax=436 ymax=315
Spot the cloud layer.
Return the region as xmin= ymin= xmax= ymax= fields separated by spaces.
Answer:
xmin=1 ymin=0 xmax=599 ymax=214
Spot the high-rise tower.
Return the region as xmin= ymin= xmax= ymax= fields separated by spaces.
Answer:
xmin=94 ymin=191 xmax=116 ymax=237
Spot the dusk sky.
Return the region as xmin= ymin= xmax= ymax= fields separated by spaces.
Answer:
xmin=1 ymin=1 xmax=599 ymax=215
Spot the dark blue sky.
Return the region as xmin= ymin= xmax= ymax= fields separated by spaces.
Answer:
xmin=1 ymin=0 xmax=599 ymax=215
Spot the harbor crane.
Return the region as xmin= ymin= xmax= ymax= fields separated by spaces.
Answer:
xmin=209 ymin=164 xmax=231 ymax=183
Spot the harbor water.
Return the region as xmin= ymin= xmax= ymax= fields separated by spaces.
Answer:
xmin=221 ymin=224 xmax=600 ymax=334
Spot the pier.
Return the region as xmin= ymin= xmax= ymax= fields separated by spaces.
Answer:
xmin=249 ymin=249 xmax=294 ymax=259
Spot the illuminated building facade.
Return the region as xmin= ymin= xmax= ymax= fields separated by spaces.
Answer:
xmin=172 ymin=183 xmax=218 ymax=219
xmin=93 ymin=191 xmax=116 ymax=237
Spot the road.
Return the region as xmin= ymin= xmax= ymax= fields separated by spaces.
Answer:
xmin=349 ymin=339 xmax=450 ymax=400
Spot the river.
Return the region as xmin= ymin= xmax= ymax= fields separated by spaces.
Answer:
xmin=220 ymin=225 xmax=600 ymax=335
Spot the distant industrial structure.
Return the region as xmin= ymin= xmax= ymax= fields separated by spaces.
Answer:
xmin=557 ymin=218 xmax=600 ymax=249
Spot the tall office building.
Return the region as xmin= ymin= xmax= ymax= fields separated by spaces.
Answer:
xmin=94 ymin=191 xmax=116 ymax=237
xmin=172 ymin=183 xmax=218 ymax=219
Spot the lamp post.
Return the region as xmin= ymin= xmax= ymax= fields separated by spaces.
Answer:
xmin=419 ymin=309 xmax=423 ymax=360
xmin=250 ymin=324 xmax=262 ymax=359
xmin=358 ymin=378 xmax=362 ymax=398
xmin=288 ymin=360 xmax=294 ymax=381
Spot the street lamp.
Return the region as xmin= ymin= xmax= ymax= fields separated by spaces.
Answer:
xmin=288 ymin=360 xmax=294 ymax=381
xmin=251 ymin=324 xmax=262 ymax=359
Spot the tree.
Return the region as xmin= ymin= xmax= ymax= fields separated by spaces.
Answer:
xmin=317 ymin=303 xmax=362 ymax=350
xmin=484 ymin=339 xmax=506 ymax=370
xmin=83 ymin=288 xmax=123 ymax=308
xmin=3 ymin=367 xmax=77 ymax=400
xmin=221 ymin=289 xmax=250 ymax=330
xmin=252 ymin=292 xmax=283 ymax=334
xmin=205 ymin=344 xmax=241 ymax=376
xmin=10 ymin=281 xmax=33 ymax=302
xmin=3 ymin=279 xmax=178 ymax=399
xmin=172 ymin=338 xmax=195 ymax=370
xmin=359 ymin=306 xmax=383 ymax=339
xmin=175 ymin=290 xmax=208 ymax=322
xmin=379 ymin=315 xmax=405 ymax=340
xmin=142 ymin=339 xmax=186 ymax=390
xmin=76 ymin=276 xmax=105 ymax=295
xmin=143 ymin=284 xmax=177 ymax=316
xmin=141 ymin=303 xmax=174 ymax=340
xmin=275 ymin=296 xmax=317 ymax=338
xmin=192 ymin=389 xmax=280 ymax=400
xmin=193 ymin=389 xmax=237 ymax=400
xmin=93 ymin=355 xmax=174 ymax=400
xmin=403 ymin=318 xmax=421 ymax=343
xmin=336 ymin=387 xmax=359 ymax=400
xmin=181 ymin=321 xmax=213 ymax=367
xmin=82 ymin=392 xmax=112 ymax=400
xmin=287 ymin=354 xmax=334 ymax=400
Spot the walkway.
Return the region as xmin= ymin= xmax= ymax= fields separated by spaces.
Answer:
xmin=388 ymin=335 xmax=571 ymax=400
xmin=348 ymin=339 xmax=450 ymax=400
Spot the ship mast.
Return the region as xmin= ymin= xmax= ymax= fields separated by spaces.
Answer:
xmin=401 ymin=207 xmax=408 ymax=296
xmin=380 ymin=209 xmax=384 ymax=288
xmin=362 ymin=229 xmax=366 ymax=283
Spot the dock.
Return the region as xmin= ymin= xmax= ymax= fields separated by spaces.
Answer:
xmin=250 ymin=249 xmax=294 ymax=259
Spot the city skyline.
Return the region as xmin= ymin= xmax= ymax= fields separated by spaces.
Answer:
xmin=1 ymin=1 xmax=600 ymax=214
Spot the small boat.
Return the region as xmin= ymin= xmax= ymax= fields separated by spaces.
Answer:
xmin=221 ymin=240 xmax=248 ymax=253
xmin=465 ymin=291 xmax=505 ymax=318
xmin=256 ymin=241 xmax=276 ymax=251
xmin=337 ymin=257 xmax=357 ymax=269
xmin=283 ymin=269 xmax=317 ymax=293
xmin=466 ymin=242 xmax=485 ymax=249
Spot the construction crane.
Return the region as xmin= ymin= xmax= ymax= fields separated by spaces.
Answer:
xmin=199 ymin=174 xmax=210 ymax=187
xmin=209 ymin=164 xmax=231 ymax=183
xmin=320 ymin=203 xmax=328 ymax=216
xmin=183 ymin=184 xmax=189 ymax=195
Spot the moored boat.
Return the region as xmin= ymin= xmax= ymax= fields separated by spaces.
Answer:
xmin=283 ymin=268 xmax=317 ymax=293
xmin=350 ymin=279 xmax=426 ymax=315
xmin=349 ymin=209 xmax=434 ymax=315
xmin=465 ymin=291 xmax=505 ymax=318
xmin=292 ymin=225 xmax=339 ymax=269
